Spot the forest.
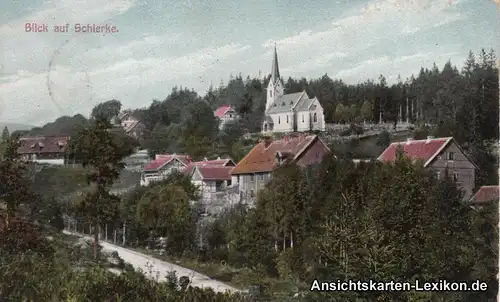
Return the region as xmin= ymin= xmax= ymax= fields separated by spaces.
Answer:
xmin=0 ymin=49 xmax=497 ymax=301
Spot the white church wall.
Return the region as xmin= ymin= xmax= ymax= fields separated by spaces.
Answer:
xmin=271 ymin=113 xmax=294 ymax=133
xmin=297 ymin=110 xmax=311 ymax=132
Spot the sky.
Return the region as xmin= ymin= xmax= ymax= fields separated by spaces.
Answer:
xmin=0 ymin=0 xmax=498 ymax=126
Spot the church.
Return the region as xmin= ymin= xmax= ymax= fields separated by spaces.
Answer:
xmin=262 ymin=46 xmax=326 ymax=134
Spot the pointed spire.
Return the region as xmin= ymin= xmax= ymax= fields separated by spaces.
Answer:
xmin=271 ymin=43 xmax=280 ymax=84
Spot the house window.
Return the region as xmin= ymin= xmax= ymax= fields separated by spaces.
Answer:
xmin=260 ymin=173 xmax=264 ymax=180
xmin=229 ymin=114 xmax=232 ymax=118
xmin=278 ymin=116 xmax=280 ymax=124
xmin=237 ymin=175 xmax=240 ymax=183
xmin=286 ymin=115 xmax=289 ymax=123
xmin=448 ymin=152 xmax=455 ymax=160
xmin=250 ymin=174 xmax=254 ymax=182
xmin=302 ymin=114 xmax=304 ymax=122
xmin=250 ymin=190 xmax=255 ymax=198
xmin=436 ymin=171 xmax=440 ymax=179
xmin=314 ymin=112 xmax=317 ymax=122
xmin=453 ymin=172 xmax=459 ymax=181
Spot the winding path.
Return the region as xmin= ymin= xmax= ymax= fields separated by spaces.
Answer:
xmin=63 ymin=230 xmax=239 ymax=293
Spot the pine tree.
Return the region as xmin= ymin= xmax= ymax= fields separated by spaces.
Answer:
xmin=1 ymin=127 xmax=9 ymax=141
xmin=0 ymin=137 xmax=31 ymax=227
xmin=72 ymin=117 xmax=126 ymax=261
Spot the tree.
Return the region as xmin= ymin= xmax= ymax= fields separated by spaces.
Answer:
xmin=71 ymin=117 xmax=128 ymax=261
xmin=334 ymin=104 xmax=346 ymax=123
xmin=91 ymin=99 xmax=122 ymax=120
xmin=136 ymin=184 xmax=196 ymax=255
xmin=360 ymin=100 xmax=373 ymax=122
xmin=0 ymin=137 xmax=32 ymax=227
xmin=1 ymin=127 xmax=9 ymax=141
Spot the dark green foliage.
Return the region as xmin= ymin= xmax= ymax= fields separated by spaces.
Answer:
xmin=71 ymin=116 xmax=131 ymax=260
xmin=91 ymin=99 xmax=122 ymax=120
xmin=0 ymin=137 xmax=33 ymax=226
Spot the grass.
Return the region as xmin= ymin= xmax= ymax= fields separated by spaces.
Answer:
xmin=129 ymin=246 xmax=305 ymax=296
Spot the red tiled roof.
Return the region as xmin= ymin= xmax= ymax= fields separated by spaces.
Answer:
xmin=195 ymin=166 xmax=233 ymax=180
xmin=470 ymin=185 xmax=499 ymax=204
xmin=231 ymin=134 xmax=319 ymax=174
xmin=143 ymin=154 xmax=191 ymax=171
xmin=183 ymin=158 xmax=234 ymax=175
xmin=377 ymin=137 xmax=452 ymax=167
xmin=214 ymin=105 xmax=233 ymax=117
xmin=17 ymin=136 xmax=70 ymax=154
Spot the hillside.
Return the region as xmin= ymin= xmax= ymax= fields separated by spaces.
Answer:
xmin=0 ymin=122 xmax=34 ymax=133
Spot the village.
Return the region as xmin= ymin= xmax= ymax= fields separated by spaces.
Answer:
xmin=14 ymin=47 xmax=498 ymax=214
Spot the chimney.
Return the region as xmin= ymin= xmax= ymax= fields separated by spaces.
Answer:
xmin=262 ymin=136 xmax=272 ymax=148
xmin=427 ymin=136 xmax=435 ymax=140
xmin=406 ymin=138 xmax=413 ymax=143
xmin=204 ymin=157 xmax=208 ymax=161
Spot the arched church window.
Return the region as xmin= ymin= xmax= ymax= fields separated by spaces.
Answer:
xmin=286 ymin=115 xmax=289 ymax=123
xmin=264 ymin=124 xmax=268 ymax=131
xmin=302 ymin=114 xmax=304 ymax=122
xmin=278 ymin=116 xmax=280 ymax=124
xmin=270 ymin=90 xmax=273 ymax=97
xmin=314 ymin=113 xmax=317 ymax=122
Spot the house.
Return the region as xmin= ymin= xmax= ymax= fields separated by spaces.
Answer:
xmin=112 ymin=112 xmax=145 ymax=139
xmin=377 ymin=136 xmax=478 ymax=200
xmin=181 ymin=157 xmax=236 ymax=214
xmin=214 ymin=105 xmax=239 ymax=130
xmin=140 ymin=153 xmax=192 ymax=186
xmin=17 ymin=136 xmax=70 ymax=165
xmin=230 ymin=133 xmax=331 ymax=202
xmin=262 ymin=46 xmax=326 ymax=134
xmin=190 ymin=165 xmax=236 ymax=213
xmin=469 ymin=185 xmax=499 ymax=206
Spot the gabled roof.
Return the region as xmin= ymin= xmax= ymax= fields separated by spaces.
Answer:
xmin=183 ymin=157 xmax=235 ymax=175
xmin=266 ymin=92 xmax=305 ymax=114
xmin=214 ymin=105 xmax=234 ymax=117
xmin=377 ymin=137 xmax=478 ymax=168
xmin=117 ymin=112 xmax=129 ymax=120
xmin=143 ymin=154 xmax=191 ymax=172
xmin=231 ymin=134 xmax=327 ymax=174
xmin=470 ymin=185 xmax=499 ymax=204
xmin=17 ymin=136 xmax=70 ymax=154
xmin=193 ymin=166 xmax=233 ymax=181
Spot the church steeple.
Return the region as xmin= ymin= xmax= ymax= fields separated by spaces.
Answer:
xmin=265 ymin=44 xmax=284 ymax=112
xmin=270 ymin=43 xmax=280 ymax=84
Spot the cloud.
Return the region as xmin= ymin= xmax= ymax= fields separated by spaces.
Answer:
xmin=261 ymin=0 xmax=464 ymax=75
xmin=0 ymin=41 xmax=250 ymax=125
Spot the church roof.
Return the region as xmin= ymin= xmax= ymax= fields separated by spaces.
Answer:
xmin=295 ymin=97 xmax=316 ymax=112
xmin=266 ymin=91 xmax=317 ymax=114
xmin=266 ymin=92 xmax=303 ymax=114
